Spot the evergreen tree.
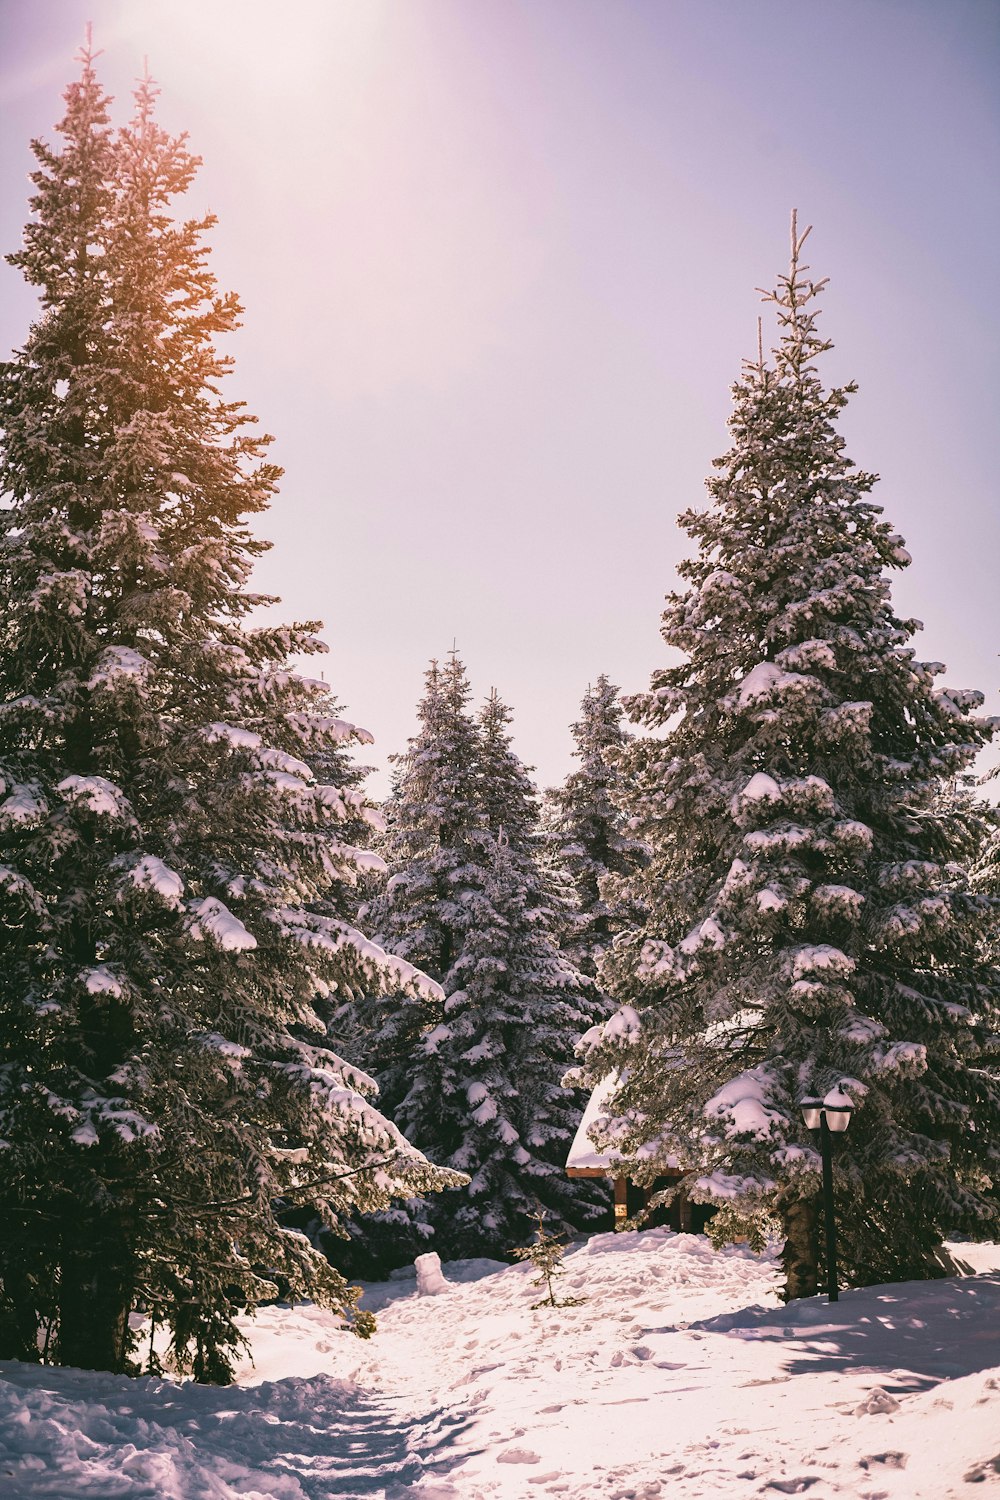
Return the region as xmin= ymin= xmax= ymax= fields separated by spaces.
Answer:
xmin=511 ymin=1207 xmax=585 ymax=1309
xmin=0 ymin=50 xmax=461 ymax=1379
xmin=478 ymin=688 xmax=542 ymax=852
xmin=973 ymin=775 xmax=1000 ymax=947
xmin=353 ymin=658 xmax=602 ymax=1262
xmin=546 ymin=676 xmax=647 ymax=979
xmin=353 ymin=656 xmax=488 ymax=1111
xmin=574 ymin=216 xmax=1000 ymax=1299
xmin=334 ymin=655 xmax=491 ymax=1269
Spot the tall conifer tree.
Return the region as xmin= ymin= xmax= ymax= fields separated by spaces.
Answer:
xmin=356 ymin=660 xmax=601 ymax=1261
xmin=0 ymin=50 xmax=461 ymax=1378
xmin=354 ymin=656 xmax=488 ymax=1113
xmin=546 ymin=676 xmax=647 ymax=979
xmin=576 ymin=217 xmax=999 ymax=1298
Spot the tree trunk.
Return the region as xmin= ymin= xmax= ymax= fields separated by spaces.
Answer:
xmin=779 ymin=1193 xmax=819 ymax=1302
xmin=0 ymin=1268 xmax=41 ymax=1362
xmin=57 ymin=1246 xmax=134 ymax=1373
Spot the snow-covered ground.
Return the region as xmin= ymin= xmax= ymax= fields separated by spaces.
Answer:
xmin=1 ymin=1230 xmax=998 ymax=1498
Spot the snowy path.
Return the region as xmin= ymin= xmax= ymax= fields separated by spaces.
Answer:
xmin=1 ymin=1231 xmax=998 ymax=1498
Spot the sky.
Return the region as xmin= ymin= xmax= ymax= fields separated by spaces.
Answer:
xmin=1 ymin=0 xmax=998 ymax=795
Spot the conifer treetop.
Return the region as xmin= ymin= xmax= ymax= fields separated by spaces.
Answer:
xmin=757 ymin=210 xmax=833 ymax=385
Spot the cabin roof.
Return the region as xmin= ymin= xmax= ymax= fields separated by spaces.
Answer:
xmin=566 ymin=1074 xmax=682 ymax=1177
xmin=566 ymin=1074 xmax=621 ymax=1173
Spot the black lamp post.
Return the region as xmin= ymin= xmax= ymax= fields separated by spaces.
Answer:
xmin=800 ymin=1088 xmax=853 ymax=1302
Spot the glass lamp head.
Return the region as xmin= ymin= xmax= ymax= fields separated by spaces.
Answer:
xmin=823 ymin=1088 xmax=854 ymax=1132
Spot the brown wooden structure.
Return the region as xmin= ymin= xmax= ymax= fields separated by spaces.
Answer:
xmin=566 ymin=1077 xmax=715 ymax=1235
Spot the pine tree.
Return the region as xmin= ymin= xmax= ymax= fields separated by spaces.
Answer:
xmin=333 ymin=655 xmax=490 ymax=1269
xmin=973 ymin=776 xmax=1000 ymax=947
xmin=511 ymin=1207 xmax=585 ymax=1309
xmin=0 ymin=48 xmax=461 ymax=1379
xmin=574 ymin=215 xmax=1000 ymax=1299
xmin=353 ymin=659 xmax=602 ymax=1262
xmin=352 ymin=657 xmax=488 ymax=1113
xmin=546 ymin=676 xmax=647 ymax=979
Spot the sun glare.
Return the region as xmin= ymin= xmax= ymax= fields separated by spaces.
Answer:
xmin=120 ymin=0 xmax=389 ymax=100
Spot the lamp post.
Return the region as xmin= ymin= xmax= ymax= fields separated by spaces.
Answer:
xmin=800 ymin=1088 xmax=853 ymax=1302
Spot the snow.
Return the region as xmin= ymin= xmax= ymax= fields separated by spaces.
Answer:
xmin=187 ymin=896 xmax=258 ymax=951
xmin=86 ymin=645 xmax=150 ymax=689
xmin=831 ymin=819 xmax=874 ymax=849
xmin=756 ymin=887 xmax=787 ymax=912
xmin=413 ymin=1253 xmax=449 ymax=1296
xmin=124 ymin=854 xmax=184 ymax=906
xmin=566 ymin=1073 xmax=623 ymax=1172
xmin=873 ymin=1040 xmax=928 ymax=1076
xmin=738 ymin=771 xmax=781 ymax=802
xmin=791 ymin=944 xmax=855 ymax=979
xmin=704 ymin=1066 xmax=787 ymax=1139
xmin=56 ymin=774 xmax=131 ymax=820
xmin=735 ymin=661 xmax=810 ymax=705
xmin=774 ymin=638 xmax=838 ymax=672
xmin=198 ymin=1032 xmax=252 ymax=1064
xmin=203 ymin=721 xmax=265 ymax=751
xmin=678 ymin=914 xmax=726 ymax=954
xmin=81 ymin=965 xmax=123 ymax=998
xmin=743 ymin=825 xmax=811 ymax=853
xmin=0 ymin=784 xmax=48 ymax=827
xmin=600 ymin=1004 xmax=642 ymax=1044
xmin=1 ymin=1233 xmax=997 ymax=1498
xmin=813 ymin=883 xmax=865 ymax=916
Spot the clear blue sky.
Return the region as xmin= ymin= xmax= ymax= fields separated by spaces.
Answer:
xmin=2 ymin=0 xmax=998 ymax=793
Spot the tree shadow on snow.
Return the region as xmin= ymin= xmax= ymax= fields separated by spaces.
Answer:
xmin=690 ymin=1273 xmax=1000 ymax=1392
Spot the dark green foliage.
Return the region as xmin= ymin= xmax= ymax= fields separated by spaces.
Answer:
xmin=545 ymin=676 xmax=648 ymax=980
xmin=574 ymin=216 xmax=1000 ymax=1298
xmin=705 ymin=1204 xmax=779 ymax=1255
xmin=344 ymin=656 xmax=605 ymax=1266
xmin=0 ymin=49 xmax=461 ymax=1379
xmin=511 ymin=1208 xmax=585 ymax=1309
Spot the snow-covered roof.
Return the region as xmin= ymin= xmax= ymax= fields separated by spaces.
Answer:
xmin=567 ymin=1074 xmax=684 ymax=1176
xmin=566 ymin=1075 xmax=623 ymax=1173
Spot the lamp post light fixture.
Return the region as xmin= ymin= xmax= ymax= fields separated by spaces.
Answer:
xmin=800 ymin=1088 xmax=854 ymax=1302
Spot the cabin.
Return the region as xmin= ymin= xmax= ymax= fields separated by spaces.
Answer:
xmin=566 ymin=1076 xmax=715 ymax=1234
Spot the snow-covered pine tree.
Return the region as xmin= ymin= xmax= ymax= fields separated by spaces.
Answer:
xmin=0 ymin=50 xmax=462 ymax=1380
xmin=574 ymin=215 xmax=1000 ymax=1299
xmin=479 ymin=685 xmax=586 ymax=966
xmin=435 ymin=689 xmax=604 ymax=1253
xmin=333 ymin=654 xmax=489 ymax=1270
xmin=352 ymin=661 xmax=602 ymax=1262
xmin=546 ymin=676 xmax=647 ymax=979
xmin=353 ymin=656 xmax=488 ymax=1115
xmin=973 ymin=776 xmax=1000 ymax=949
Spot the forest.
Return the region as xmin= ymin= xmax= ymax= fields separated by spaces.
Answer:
xmin=0 ymin=45 xmax=997 ymax=1395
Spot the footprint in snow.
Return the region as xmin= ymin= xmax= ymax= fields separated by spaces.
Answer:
xmin=853 ymin=1387 xmax=900 ymax=1416
xmin=497 ymin=1446 xmax=541 ymax=1464
xmin=859 ymin=1452 xmax=908 ymax=1470
xmin=763 ymin=1480 xmax=822 ymax=1494
xmin=964 ymin=1452 xmax=1000 ymax=1483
